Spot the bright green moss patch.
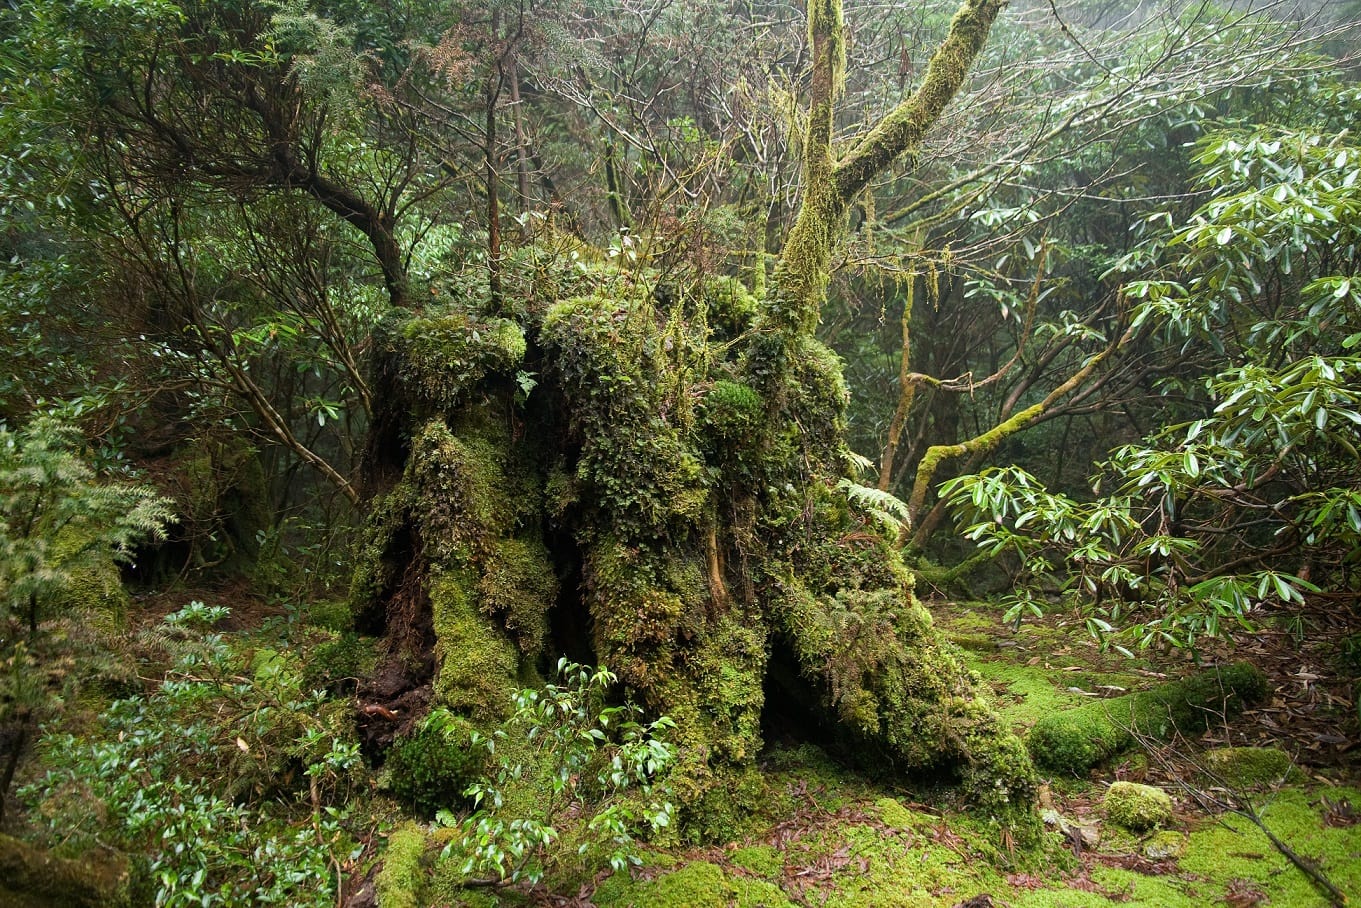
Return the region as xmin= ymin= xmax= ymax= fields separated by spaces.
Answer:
xmin=1201 ymin=746 xmax=1303 ymax=788
xmin=1180 ymin=786 xmax=1361 ymax=906
xmin=966 ymin=658 xmax=1091 ymax=734
xmin=1028 ymin=662 xmax=1268 ymax=775
xmin=386 ymin=309 xmax=526 ymax=411
xmin=1103 ymin=782 xmax=1174 ymax=832
xmin=731 ymin=844 xmax=784 ymax=878
xmin=375 ymin=823 xmax=429 ymax=908
xmin=875 ymin=797 xmax=922 ymax=831
xmin=595 ymin=860 xmax=796 ymax=908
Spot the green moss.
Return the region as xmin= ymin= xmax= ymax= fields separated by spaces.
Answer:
xmin=305 ymin=598 xmax=354 ymax=632
xmin=386 ymin=309 xmax=526 ymax=410
xmin=430 ymin=570 xmax=519 ymax=719
xmin=50 ymin=530 xmax=132 ymax=632
xmin=1179 ymin=786 xmax=1361 ymax=906
xmin=874 ymin=797 xmax=922 ymax=831
xmin=965 ymin=659 xmax=1090 ymax=735
xmin=385 ymin=711 xmax=484 ymax=817
xmin=302 ymin=632 xmax=378 ymax=692
xmin=819 ymin=820 xmax=1012 ymax=908
xmin=771 ymin=575 xmax=1037 ymax=827
xmin=595 ymin=860 xmax=795 ymax=908
xmin=375 ymin=823 xmax=429 ymax=908
xmin=1141 ymin=829 xmax=1187 ymax=860
xmin=1201 ymin=746 xmax=1303 ymax=788
xmin=1103 ymin=782 xmax=1173 ymax=832
xmin=1028 ymin=662 xmax=1268 ymax=775
xmin=731 ymin=844 xmax=784 ymax=878
xmin=478 ymin=536 xmax=557 ymax=654
xmin=703 ymin=274 xmax=760 ymax=339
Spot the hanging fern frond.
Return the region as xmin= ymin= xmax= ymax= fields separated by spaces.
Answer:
xmin=837 ymin=478 xmax=912 ymax=538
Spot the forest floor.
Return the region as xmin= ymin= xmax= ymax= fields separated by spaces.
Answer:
xmin=9 ymin=587 xmax=1360 ymax=908
xmin=573 ymin=599 xmax=1361 ymax=908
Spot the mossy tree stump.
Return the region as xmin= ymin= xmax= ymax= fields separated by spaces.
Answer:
xmin=349 ymin=0 xmax=1036 ymax=837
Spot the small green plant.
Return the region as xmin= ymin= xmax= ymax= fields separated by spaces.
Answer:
xmin=439 ymin=659 xmax=677 ymax=888
xmin=387 ymin=707 xmax=485 ymax=816
xmin=0 ymin=417 xmax=173 ymax=817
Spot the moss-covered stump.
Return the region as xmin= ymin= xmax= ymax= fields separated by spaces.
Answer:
xmin=351 ymin=278 xmax=1038 ymax=836
xmin=0 ymin=833 xmax=140 ymax=908
xmin=1027 ymin=662 xmax=1269 ymax=775
xmin=1103 ymin=782 xmax=1174 ymax=832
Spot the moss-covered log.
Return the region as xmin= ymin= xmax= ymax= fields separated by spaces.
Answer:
xmin=1028 ymin=662 xmax=1269 ymax=775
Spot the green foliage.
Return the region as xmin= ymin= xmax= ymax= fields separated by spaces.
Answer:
xmin=23 ymin=604 xmax=364 ymax=908
xmin=0 ymin=418 xmax=171 ymax=629
xmin=941 ymin=89 xmax=1361 ymax=650
xmin=837 ymin=479 xmax=912 ymax=539
xmin=437 ymin=660 xmax=676 ymax=888
xmin=1027 ymin=662 xmax=1267 ymax=775
xmin=386 ymin=708 xmax=485 ymax=817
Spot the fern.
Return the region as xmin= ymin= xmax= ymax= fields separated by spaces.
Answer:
xmin=837 ymin=479 xmax=912 ymax=537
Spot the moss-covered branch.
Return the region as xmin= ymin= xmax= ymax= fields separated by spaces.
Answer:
xmin=833 ymin=0 xmax=1007 ymax=202
xmin=906 ymin=323 xmax=1131 ymax=539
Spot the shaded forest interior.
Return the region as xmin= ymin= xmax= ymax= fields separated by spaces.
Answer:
xmin=1 ymin=0 xmax=1360 ymax=905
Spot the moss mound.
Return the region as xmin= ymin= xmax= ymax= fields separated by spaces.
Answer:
xmin=1028 ymin=662 xmax=1268 ymax=775
xmin=1103 ymin=781 xmax=1174 ymax=832
xmin=1201 ymin=746 xmax=1302 ymax=788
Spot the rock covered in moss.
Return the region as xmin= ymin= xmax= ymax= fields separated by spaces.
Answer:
xmin=1202 ymin=747 xmax=1301 ymax=788
xmin=1142 ymin=829 xmax=1187 ymax=860
xmin=1104 ymin=782 xmax=1174 ymax=832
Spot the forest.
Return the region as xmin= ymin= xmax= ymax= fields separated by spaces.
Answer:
xmin=1 ymin=0 xmax=1359 ymax=904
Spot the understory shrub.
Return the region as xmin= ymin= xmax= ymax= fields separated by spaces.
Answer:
xmin=22 ymin=603 xmax=365 ymax=908
xmin=437 ymin=659 xmax=677 ymax=889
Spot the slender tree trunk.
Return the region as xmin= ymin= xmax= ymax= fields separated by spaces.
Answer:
xmin=486 ymin=9 xmax=504 ymax=308
xmin=508 ymin=59 xmax=532 ymax=224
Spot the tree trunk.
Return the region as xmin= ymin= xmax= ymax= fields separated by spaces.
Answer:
xmin=351 ymin=0 xmax=1036 ymax=839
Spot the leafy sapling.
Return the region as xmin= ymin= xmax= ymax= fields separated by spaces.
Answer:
xmin=440 ymin=659 xmax=676 ymax=888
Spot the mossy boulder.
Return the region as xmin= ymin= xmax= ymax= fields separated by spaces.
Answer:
xmin=1142 ymin=829 xmax=1188 ymax=860
xmin=1028 ymin=662 xmax=1268 ymax=775
xmin=1104 ymin=781 xmax=1174 ymax=832
xmin=1202 ymin=746 xmax=1303 ymax=788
